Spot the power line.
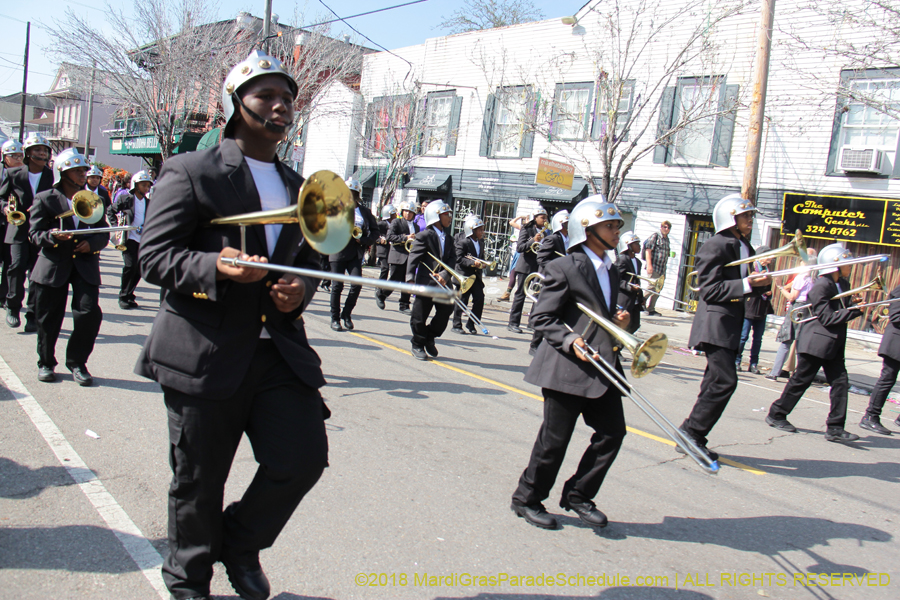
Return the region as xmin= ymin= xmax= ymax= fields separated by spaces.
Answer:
xmin=304 ymin=0 xmax=432 ymax=28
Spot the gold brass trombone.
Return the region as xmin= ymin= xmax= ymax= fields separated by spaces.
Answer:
xmin=790 ymin=275 xmax=887 ymax=324
xmin=210 ymin=170 xmax=457 ymax=304
xmin=423 ymin=261 xmax=489 ymax=334
xmin=351 ymin=226 xmax=362 ymax=239
xmin=426 ymin=253 xmax=475 ymax=294
xmin=629 ymin=273 xmax=665 ymax=293
xmin=52 ymin=191 xmax=137 ymax=236
xmin=725 ymin=230 xmax=809 ymax=268
xmin=465 ymin=255 xmax=497 ymax=270
xmin=391 ymin=238 xmax=414 ymax=252
xmin=6 ymin=196 xmax=26 ymax=227
xmin=524 ymin=272 xmax=544 ymax=303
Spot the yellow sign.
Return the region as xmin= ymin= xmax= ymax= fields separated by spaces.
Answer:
xmin=535 ymin=157 xmax=575 ymax=190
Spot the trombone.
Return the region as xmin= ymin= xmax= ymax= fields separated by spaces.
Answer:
xmin=210 ymin=170 xmax=457 ymax=305
xmin=52 ymin=190 xmax=136 ymax=236
xmin=789 ymin=275 xmax=887 ymax=324
xmin=391 ymin=238 xmax=414 ymax=252
xmin=423 ymin=255 xmax=488 ymax=334
xmin=629 ymin=273 xmax=665 ymax=293
xmin=6 ymin=196 xmax=26 ymax=227
xmin=523 ymin=272 xmax=544 ymax=302
xmin=526 ymin=225 xmax=549 ymax=253
xmin=725 ymin=230 xmax=809 ymax=268
xmin=465 ymin=255 xmax=497 ymax=270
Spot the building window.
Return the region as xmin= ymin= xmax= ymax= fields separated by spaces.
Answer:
xmin=591 ymin=80 xmax=635 ymax=141
xmin=552 ymin=83 xmax=592 ymax=141
xmin=421 ymin=91 xmax=462 ymax=157
xmin=364 ymin=95 xmax=413 ymax=157
xmin=653 ymin=77 xmax=739 ymax=167
xmin=827 ymin=69 xmax=900 ymax=178
xmin=479 ymin=86 xmax=535 ymax=159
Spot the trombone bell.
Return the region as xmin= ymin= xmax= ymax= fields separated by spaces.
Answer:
xmin=576 ymin=302 xmax=668 ymax=378
xmin=725 ymin=229 xmax=808 ymax=268
xmin=55 ymin=190 xmax=104 ymax=224
xmin=427 ymin=253 xmax=475 ymax=294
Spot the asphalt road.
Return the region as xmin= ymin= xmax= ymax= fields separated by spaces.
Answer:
xmin=1 ymin=253 xmax=898 ymax=600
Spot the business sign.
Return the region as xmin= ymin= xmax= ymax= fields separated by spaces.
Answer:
xmin=534 ymin=157 xmax=575 ymax=190
xmin=781 ymin=192 xmax=900 ymax=247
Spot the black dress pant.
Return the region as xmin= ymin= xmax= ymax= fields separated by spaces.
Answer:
xmin=7 ymin=241 xmax=37 ymax=316
xmin=119 ymin=239 xmax=141 ymax=301
xmin=513 ymin=387 xmax=626 ymax=506
xmin=410 ymin=293 xmax=453 ymax=349
xmin=865 ymin=356 xmax=900 ymax=419
xmin=377 ymin=255 xmax=389 ymax=281
xmin=32 ymin=269 xmax=102 ymax=369
xmin=507 ymin=269 xmax=531 ymax=327
xmin=452 ymin=280 xmax=485 ymax=330
xmin=329 ymin=258 xmax=362 ymax=321
xmin=379 ymin=262 xmax=410 ymax=308
xmin=681 ymin=344 xmax=738 ymax=445
xmin=162 ymin=340 xmax=328 ymax=599
xmin=769 ymin=352 xmax=850 ymax=429
xmin=0 ymin=226 xmax=9 ymax=306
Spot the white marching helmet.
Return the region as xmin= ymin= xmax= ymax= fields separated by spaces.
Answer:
xmin=23 ymin=133 xmax=51 ymax=153
xmin=550 ymin=210 xmax=569 ymax=233
xmin=86 ymin=165 xmax=103 ymax=178
xmin=617 ymin=231 xmax=641 ymax=253
xmin=55 ymin=147 xmax=89 ymax=173
xmin=381 ymin=204 xmax=397 ymax=220
xmin=712 ymin=193 xmax=756 ymax=234
xmin=463 ymin=214 xmax=485 ymax=238
xmin=531 ymin=206 xmax=548 ymax=221
xmin=345 ymin=178 xmax=362 ymax=194
xmin=2 ymin=139 xmax=23 ymax=157
xmin=567 ymin=195 xmax=624 ymax=250
xmin=816 ymin=243 xmax=852 ymax=275
xmin=221 ymin=50 xmax=298 ymax=136
xmin=130 ymin=170 xmax=153 ymax=192
xmin=424 ymin=200 xmax=451 ymax=226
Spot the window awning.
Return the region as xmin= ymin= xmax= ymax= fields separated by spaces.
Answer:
xmin=526 ymin=183 xmax=590 ymax=204
xmin=195 ymin=127 xmax=221 ymax=151
xmin=355 ymin=168 xmax=378 ymax=188
xmin=674 ymin=194 xmax=716 ymax=216
xmin=404 ymin=174 xmax=452 ymax=192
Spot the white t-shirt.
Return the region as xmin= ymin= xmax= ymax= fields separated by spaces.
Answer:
xmin=245 ymin=157 xmax=289 ymax=256
xmin=28 ymin=171 xmax=41 ymax=197
xmin=131 ymin=196 xmax=146 ymax=243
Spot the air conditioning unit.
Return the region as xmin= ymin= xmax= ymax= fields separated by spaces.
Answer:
xmin=839 ymin=147 xmax=884 ymax=173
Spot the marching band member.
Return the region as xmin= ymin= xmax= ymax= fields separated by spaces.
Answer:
xmin=378 ymin=200 xmax=419 ymax=314
xmin=85 ymin=165 xmax=111 ymax=211
xmin=615 ymin=231 xmax=644 ymax=334
xmin=108 ymin=170 xmax=152 ymax=309
xmin=860 ymin=283 xmax=900 ymax=435
xmin=136 ymin=50 xmax=329 ymax=600
xmin=678 ymin=194 xmax=771 ymax=462
xmin=406 ymin=200 xmax=455 ymax=360
xmin=0 ymin=133 xmax=54 ymax=332
xmin=375 ymin=204 xmax=396 ymax=286
xmin=766 ymin=243 xmax=863 ymax=442
xmin=28 ymin=148 xmax=109 ymax=385
xmin=451 ymin=214 xmax=486 ymax=335
xmin=511 ymin=197 xmax=630 ymax=530
xmin=528 ymin=210 xmax=569 ymax=355
xmin=327 ymin=178 xmax=378 ymax=331
xmin=0 ymin=140 xmax=25 ymax=308
xmin=508 ymin=207 xmax=548 ymax=334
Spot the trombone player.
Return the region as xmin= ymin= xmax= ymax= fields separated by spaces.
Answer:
xmin=615 ymin=231 xmax=644 ymax=334
xmin=107 ymin=170 xmax=153 ymax=309
xmin=766 ymin=243 xmax=864 ymax=442
xmin=511 ymin=197 xmax=630 ymax=531
xmin=528 ymin=210 xmax=569 ymax=355
xmin=378 ymin=200 xmax=419 ymax=314
xmin=507 ymin=207 xmax=547 ymax=334
xmin=451 ymin=214 xmax=486 ymax=335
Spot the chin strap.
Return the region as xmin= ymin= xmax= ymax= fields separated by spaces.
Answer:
xmin=232 ymin=93 xmax=289 ymax=134
xmin=588 ymin=226 xmax=616 ymax=250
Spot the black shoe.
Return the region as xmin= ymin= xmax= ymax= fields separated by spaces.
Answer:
xmin=465 ymin=324 xmax=477 ymax=335
xmin=748 ymin=364 xmax=761 ymax=375
xmin=183 ymin=596 xmax=212 ymax=600
xmin=411 ymin=346 xmax=427 ymax=360
xmin=528 ymin=346 xmax=537 ymax=356
xmin=511 ymin=501 xmax=558 ymax=530
xmin=778 ymin=370 xmax=791 ymax=378
xmin=451 ymin=327 xmax=466 ymax=334
xmin=38 ymin=365 xmax=55 ymax=382
xmin=69 ymin=365 xmax=93 ymax=387
xmin=560 ymin=497 xmax=608 ymax=528
xmin=424 ymin=340 xmax=438 ymax=357
xmin=128 ymin=299 xmax=139 ymax=309
xmin=375 ymin=296 xmax=385 ymax=310
xmin=330 ymin=320 xmax=343 ymax=332
xmin=647 ymin=310 xmax=661 ymax=316
xmin=765 ymin=415 xmax=797 ymax=432
xmin=221 ymin=552 xmax=270 ymax=600
xmin=507 ymin=325 xmax=523 ymax=334
xmin=118 ymin=300 xmax=135 ymax=310
xmin=825 ymin=428 xmax=860 ymax=443
xmin=895 ymin=416 xmax=900 ymax=428
xmin=859 ymin=416 xmax=892 ymax=436
xmin=342 ymin=317 xmax=354 ymax=331
xmin=399 ymin=307 xmax=412 ymax=316
xmin=675 ymin=428 xmax=719 ymax=461
xmin=6 ymin=308 xmax=20 ymax=328
xmin=23 ymin=316 xmax=37 ymax=333
xmin=734 ymin=363 xmax=742 ymax=372
xmin=765 ymin=374 xmax=777 ymax=381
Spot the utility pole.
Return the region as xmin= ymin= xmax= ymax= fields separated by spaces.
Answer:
xmin=742 ymin=0 xmax=775 ymax=206
xmin=84 ymin=61 xmax=97 ymax=160
xmin=263 ymin=0 xmax=273 ymax=52
xmin=18 ymin=22 xmax=30 ymax=142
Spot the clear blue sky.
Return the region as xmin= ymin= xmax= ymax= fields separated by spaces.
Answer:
xmin=0 ymin=0 xmax=584 ymax=97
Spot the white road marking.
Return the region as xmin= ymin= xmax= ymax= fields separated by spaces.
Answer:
xmin=738 ymin=380 xmax=864 ymax=414
xmin=0 ymin=357 xmax=168 ymax=600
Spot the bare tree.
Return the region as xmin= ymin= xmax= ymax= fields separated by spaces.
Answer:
xmin=474 ymin=0 xmax=752 ymax=203
xmin=439 ymin=0 xmax=545 ymax=34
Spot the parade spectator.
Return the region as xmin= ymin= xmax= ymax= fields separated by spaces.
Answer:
xmin=643 ymin=221 xmax=671 ymax=315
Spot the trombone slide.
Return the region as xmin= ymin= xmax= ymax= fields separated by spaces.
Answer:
xmin=52 ymin=225 xmax=139 ymax=236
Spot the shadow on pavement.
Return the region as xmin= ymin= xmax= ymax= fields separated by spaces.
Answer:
xmin=0 ymin=457 xmax=76 ymax=499
xmin=323 ymin=375 xmax=508 ymax=400
xmin=722 ymin=455 xmax=900 ymax=482
xmin=0 ymin=525 xmax=150 ymax=573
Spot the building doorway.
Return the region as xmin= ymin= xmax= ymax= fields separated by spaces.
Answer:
xmin=676 ymin=217 xmax=715 ymax=311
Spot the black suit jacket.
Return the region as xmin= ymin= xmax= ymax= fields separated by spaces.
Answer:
xmin=525 ymin=247 xmax=623 ymax=398
xmin=797 ymin=275 xmax=862 ymax=360
xmin=616 ymin=253 xmax=643 ymax=333
xmin=387 ymin=218 xmax=418 ymax=265
xmin=107 ymin=192 xmax=147 ymax=227
xmin=28 ymin=186 xmax=110 ymax=287
xmin=407 ymin=225 xmax=455 ymax=287
xmin=536 ymin=231 xmax=566 ymax=273
xmin=513 ymin=222 xmax=542 ymax=275
xmin=454 ymin=235 xmax=485 ymax=288
xmin=328 ymin=206 xmax=379 ymax=262
xmin=88 ymin=185 xmax=111 ymax=212
xmin=374 ymin=219 xmax=391 ymax=260
xmin=688 ymin=231 xmax=757 ymax=350
xmin=878 ymin=285 xmax=900 ymax=361
xmin=135 ymin=138 xmax=325 ymax=399
xmin=0 ymin=165 xmax=54 ymax=243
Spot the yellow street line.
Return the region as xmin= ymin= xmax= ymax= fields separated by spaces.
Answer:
xmin=347 ymin=330 xmax=766 ymax=476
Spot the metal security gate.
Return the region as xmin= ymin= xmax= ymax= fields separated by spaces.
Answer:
xmin=677 ymin=217 xmax=715 ymax=311
xmin=482 ymin=201 xmax=516 ymax=275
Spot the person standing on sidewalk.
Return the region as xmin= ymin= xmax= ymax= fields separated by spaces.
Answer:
xmin=498 ymin=215 xmax=527 ymax=301
xmin=765 ymin=243 xmax=863 ymax=443
xmin=766 ymin=248 xmax=818 ymax=382
xmin=642 ymin=221 xmax=670 ymax=315
xmin=859 ymin=283 xmax=900 ymax=435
